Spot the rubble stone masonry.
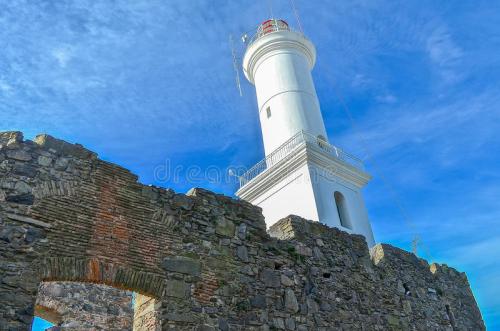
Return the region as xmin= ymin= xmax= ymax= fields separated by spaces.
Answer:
xmin=0 ymin=131 xmax=485 ymax=330
xmin=35 ymin=282 xmax=133 ymax=329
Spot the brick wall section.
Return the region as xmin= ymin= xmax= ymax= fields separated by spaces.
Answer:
xmin=0 ymin=131 xmax=485 ymax=330
xmin=193 ymin=271 xmax=219 ymax=305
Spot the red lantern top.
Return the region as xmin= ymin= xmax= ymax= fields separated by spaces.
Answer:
xmin=257 ymin=19 xmax=290 ymax=38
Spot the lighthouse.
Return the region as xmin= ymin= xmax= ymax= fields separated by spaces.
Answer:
xmin=236 ymin=19 xmax=375 ymax=247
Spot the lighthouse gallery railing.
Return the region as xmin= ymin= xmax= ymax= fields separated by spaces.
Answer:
xmin=246 ymin=19 xmax=301 ymax=47
xmin=238 ymin=131 xmax=365 ymax=188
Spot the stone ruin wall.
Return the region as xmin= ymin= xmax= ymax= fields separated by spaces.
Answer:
xmin=0 ymin=131 xmax=485 ymax=330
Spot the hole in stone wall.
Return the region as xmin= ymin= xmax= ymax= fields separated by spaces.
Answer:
xmin=32 ymin=281 xmax=160 ymax=331
xmin=322 ymin=272 xmax=331 ymax=279
xmin=403 ymin=283 xmax=412 ymax=296
xmin=274 ymin=263 xmax=282 ymax=270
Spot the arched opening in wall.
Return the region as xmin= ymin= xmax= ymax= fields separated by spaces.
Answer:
xmin=334 ymin=191 xmax=352 ymax=229
xmin=31 ymin=281 xmax=160 ymax=331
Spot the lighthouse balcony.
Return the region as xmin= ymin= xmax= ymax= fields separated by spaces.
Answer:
xmin=237 ymin=131 xmax=366 ymax=189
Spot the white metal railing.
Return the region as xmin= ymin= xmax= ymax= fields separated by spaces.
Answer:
xmin=238 ymin=131 xmax=365 ymax=188
xmin=246 ymin=19 xmax=297 ymax=47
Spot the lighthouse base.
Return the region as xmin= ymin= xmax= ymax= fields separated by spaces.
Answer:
xmin=236 ymin=137 xmax=375 ymax=247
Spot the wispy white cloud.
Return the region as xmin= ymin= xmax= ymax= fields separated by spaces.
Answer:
xmin=0 ymin=78 xmax=13 ymax=95
xmin=441 ymin=236 xmax=500 ymax=269
xmin=51 ymin=45 xmax=75 ymax=68
xmin=427 ymin=26 xmax=463 ymax=65
xmin=426 ymin=25 xmax=464 ymax=84
xmin=336 ymin=90 xmax=500 ymax=167
xmin=375 ymin=94 xmax=397 ymax=104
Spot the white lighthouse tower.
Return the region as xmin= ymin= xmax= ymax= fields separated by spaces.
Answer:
xmin=236 ymin=19 xmax=376 ymax=247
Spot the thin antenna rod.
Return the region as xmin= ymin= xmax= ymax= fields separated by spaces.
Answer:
xmin=289 ymin=0 xmax=303 ymax=33
xmin=412 ymin=235 xmax=420 ymax=256
xmin=229 ymin=34 xmax=243 ymax=97
xmin=267 ymin=0 xmax=274 ymax=19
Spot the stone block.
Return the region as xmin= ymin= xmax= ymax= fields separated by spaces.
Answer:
xmin=34 ymin=134 xmax=96 ymax=159
xmin=14 ymin=181 xmax=32 ymax=194
xmin=5 ymin=193 xmax=34 ymax=205
xmin=0 ymin=131 xmax=23 ymax=147
xmin=260 ymin=268 xmax=280 ymax=288
xmin=165 ymin=280 xmax=190 ymax=299
xmin=215 ymin=217 xmax=235 ymax=237
xmin=284 ymin=288 xmax=299 ymax=313
xmin=37 ymin=155 xmax=52 ymax=166
xmin=164 ymin=312 xmax=197 ymax=323
xmin=6 ymin=150 xmax=32 ymax=161
xmin=237 ymin=223 xmax=247 ymax=239
xmin=250 ymin=295 xmax=266 ymax=308
xmin=54 ymin=157 xmax=69 ymax=170
xmin=237 ymin=245 xmax=249 ymax=262
xmin=172 ymin=194 xmax=194 ymax=210
xmin=162 ymin=256 xmax=201 ymax=276
xmin=12 ymin=164 xmax=37 ymax=177
xmin=281 ymin=274 xmax=294 ymax=287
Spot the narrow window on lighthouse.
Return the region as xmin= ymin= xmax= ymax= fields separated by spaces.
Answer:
xmin=334 ymin=191 xmax=352 ymax=229
xmin=266 ymin=106 xmax=271 ymax=118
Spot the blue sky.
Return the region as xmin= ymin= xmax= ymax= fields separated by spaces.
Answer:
xmin=1 ymin=1 xmax=499 ymax=329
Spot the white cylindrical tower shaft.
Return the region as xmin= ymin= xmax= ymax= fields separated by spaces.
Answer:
xmin=243 ymin=20 xmax=328 ymax=156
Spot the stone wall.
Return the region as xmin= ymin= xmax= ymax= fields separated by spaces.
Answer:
xmin=0 ymin=131 xmax=485 ymax=330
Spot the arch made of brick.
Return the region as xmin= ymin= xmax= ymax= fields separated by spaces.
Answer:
xmin=38 ymin=257 xmax=165 ymax=299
